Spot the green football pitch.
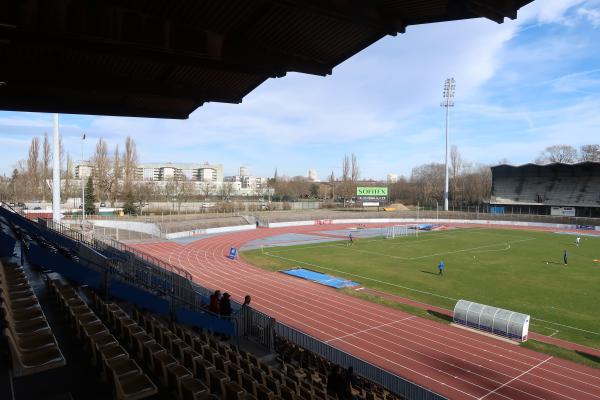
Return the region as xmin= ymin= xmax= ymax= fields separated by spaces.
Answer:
xmin=242 ymin=227 xmax=600 ymax=349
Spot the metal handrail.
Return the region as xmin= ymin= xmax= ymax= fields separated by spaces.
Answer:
xmin=275 ymin=322 xmax=446 ymax=400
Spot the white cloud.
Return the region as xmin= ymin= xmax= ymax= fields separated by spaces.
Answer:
xmin=577 ymin=7 xmax=600 ymax=27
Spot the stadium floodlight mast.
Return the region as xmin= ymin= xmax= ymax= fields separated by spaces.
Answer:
xmin=441 ymin=78 xmax=455 ymax=212
xmin=81 ymin=133 xmax=86 ymax=227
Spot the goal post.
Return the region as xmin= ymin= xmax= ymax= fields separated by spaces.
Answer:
xmin=385 ymin=224 xmax=419 ymax=239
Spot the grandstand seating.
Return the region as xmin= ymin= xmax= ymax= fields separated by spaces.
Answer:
xmin=491 ymin=163 xmax=600 ymax=206
xmin=47 ymin=277 xmax=158 ymax=399
xmin=1 ymin=261 xmax=66 ymax=377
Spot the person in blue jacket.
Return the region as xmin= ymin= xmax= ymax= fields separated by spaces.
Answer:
xmin=438 ymin=260 xmax=444 ymax=275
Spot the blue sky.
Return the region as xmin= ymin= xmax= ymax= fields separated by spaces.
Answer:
xmin=1 ymin=0 xmax=600 ymax=180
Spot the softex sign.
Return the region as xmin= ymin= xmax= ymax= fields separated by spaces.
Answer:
xmin=356 ymin=187 xmax=388 ymax=196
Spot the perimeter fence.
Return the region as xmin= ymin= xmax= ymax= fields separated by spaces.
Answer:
xmin=275 ymin=323 xmax=446 ymax=400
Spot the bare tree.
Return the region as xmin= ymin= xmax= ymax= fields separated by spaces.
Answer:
xmin=351 ymin=153 xmax=360 ymax=182
xmin=329 ymin=171 xmax=335 ymax=199
xmin=123 ymin=136 xmax=138 ymax=190
xmin=579 ymin=144 xmax=600 ymax=162
xmin=27 ymin=137 xmax=40 ymax=199
xmin=42 ymin=132 xmax=51 ymax=201
xmin=342 ymin=154 xmax=350 ymax=182
xmin=450 ymin=145 xmax=462 ymax=202
xmin=410 ymin=163 xmax=445 ymax=205
xmin=92 ymin=138 xmax=111 ymax=201
xmin=202 ymin=182 xmax=213 ymax=199
xmin=219 ymin=182 xmax=233 ymax=200
xmin=63 ymin=153 xmax=74 ymax=200
xmin=111 ymin=144 xmax=121 ymax=205
xmin=536 ymin=145 xmax=578 ymax=164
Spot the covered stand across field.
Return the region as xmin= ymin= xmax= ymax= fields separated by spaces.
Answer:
xmin=453 ymin=299 xmax=530 ymax=342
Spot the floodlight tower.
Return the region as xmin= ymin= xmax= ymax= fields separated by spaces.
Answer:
xmin=441 ymin=78 xmax=455 ymax=212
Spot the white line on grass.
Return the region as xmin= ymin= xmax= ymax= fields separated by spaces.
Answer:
xmin=264 ymin=251 xmax=459 ymax=302
xmin=406 ymin=237 xmax=536 ymax=260
xmin=478 ymin=357 xmax=553 ymax=400
xmin=531 ymin=318 xmax=600 ymax=336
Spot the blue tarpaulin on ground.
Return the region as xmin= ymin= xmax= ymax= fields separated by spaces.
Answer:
xmin=281 ymin=268 xmax=359 ymax=288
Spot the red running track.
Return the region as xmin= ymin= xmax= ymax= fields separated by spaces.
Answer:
xmin=131 ymin=224 xmax=600 ymax=400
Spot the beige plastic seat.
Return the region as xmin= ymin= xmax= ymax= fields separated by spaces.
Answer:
xmin=208 ymin=368 xmax=230 ymax=397
xmin=133 ymin=333 xmax=155 ymax=358
xmin=227 ymin=366 xmax=242 ymax=385
xmin=91 ymin=333 xmax=119 ymax=365
xmin=10 ymin=316 xmax=50 ymax=336
xmin=125 ymin=324 xmax=145 ymax=348
xmin=255 ymin=383 xmax=275 ymax=400
xmin=225 ymin=381 xmax=246 ymax=400
xmin=214 ymin=354 xmax=231 ymax=374
xmin=279 ymin=385 xmax=296 ymax=400
xmin=182 ymin=348 xmax=202 ymax=374
xmin=166 ymin=364 xmax=193 ymax=397
xmin=181 ymin=378 xmax=210 ymax=400
xmin=83 ymin=321 xmax=109 ymax=339
xmin=251 ymin=365 xmax=266 ymax=386
xmin=265 ymin=375 xmax=281 ymax=397
xmin=107 ymin=357 xmax=142 ymax=384
xmin=100 ymin=344 xmax=129 ymax=377
xmin=3 ymin=304 xmax=45 ymax=323
xmin=299 ymin=386 xmax=314 ymax=400
xmin=114 ymin=372 xmax=158 ymax=400
xmin=241 ymin=372 xmax=257 ymax=397
xmin=6 ymin=333 xmax=66 ymax=377
xmin=6 ymin=328 xmax=56 ymax=353
xmin=152 ymin=351 xmax=177 ymax=384
xmin=193 ymin=358 xmax=215 ymax=386
xmin=142 ymin=341 xmax=165 ymax=365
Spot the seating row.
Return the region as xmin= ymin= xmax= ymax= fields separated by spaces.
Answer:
xmin=90 ymin=291 xmax=214 ymax=400
xmin=134 ymin=305 xmax=330 ymax=400
xmin=48 ymin=278 xmax=158 ymax=400
xmin=0 ymin=261 xmax=66 ymax=377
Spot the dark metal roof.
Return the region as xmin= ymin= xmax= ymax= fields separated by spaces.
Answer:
xmin=0 ymin=0 xmax=534 ymax=119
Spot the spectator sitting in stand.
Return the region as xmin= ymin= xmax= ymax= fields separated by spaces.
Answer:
xmin=209 ymin=290 xmax=221 ymax=314
xmin=220 ymin=292 xmax=232 ymax=318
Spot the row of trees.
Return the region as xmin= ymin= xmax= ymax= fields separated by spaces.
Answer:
xmin=535 ymin=144 xmax=600 ymax=164
xmin=90 ymin=136 xmax=138 ymax=203
xmin=10 ymin=132 xmax=66 ymax=201
xmin=270 ymin=153 xmax=361 ymax=201
xmin=3 ymin=135 xmax=139 ymax=205
xmin=388 ymin=153 xmax=492 ymax=206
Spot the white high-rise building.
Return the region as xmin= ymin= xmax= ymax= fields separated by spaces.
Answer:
xmin=308 ymin=169 xmax=319 ymax=182
xmin=387 ymin=173 xmax=398 ymax=183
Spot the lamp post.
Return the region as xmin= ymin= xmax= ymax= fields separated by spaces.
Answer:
xmin=52 ymin=114 xmax=61 ymax=222
xmin=441 ymin=78 xmax=455 ymax=212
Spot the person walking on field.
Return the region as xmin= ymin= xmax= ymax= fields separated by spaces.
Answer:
xmin=347 ymin=232 xmax=353 ymax=246
xmin=564 ymin=250 xmax=568 ymax=266
xmin=438 ymin=260 xmax=444 ymax=275
xmin=576 ymin=236 xmax=581 ymax=247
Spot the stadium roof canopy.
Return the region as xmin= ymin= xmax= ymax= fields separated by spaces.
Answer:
xmin=0 ymin=0 xmax=533 ymax=119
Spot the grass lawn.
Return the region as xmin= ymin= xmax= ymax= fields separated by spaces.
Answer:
xmin=242 ymin=227 xmax=600 ymax=349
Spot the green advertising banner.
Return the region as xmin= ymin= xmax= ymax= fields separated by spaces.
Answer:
xmin=356 ymin=187 xmax=388 ymax=196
